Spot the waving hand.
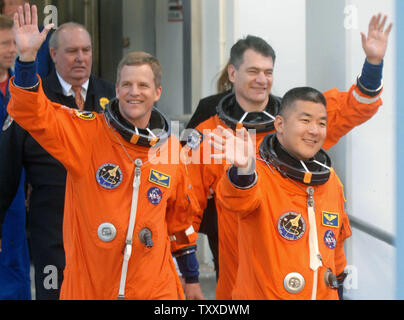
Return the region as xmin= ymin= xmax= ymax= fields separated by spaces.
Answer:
xmin=13 ymin=3 xmax=53 ymax=62
xmin=361 ymin=13 xmax=393 ymax=65
xmin=208 ymin=125 xmax=256 ymax=175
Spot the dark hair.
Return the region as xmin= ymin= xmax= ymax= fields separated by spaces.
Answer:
xmin=229 ymin=35 xmax=276 ymax=69
xmin=0 ymin=1 xmax=4 ymax=14
xmin=279 ymin=87 xmax=326 ymax=116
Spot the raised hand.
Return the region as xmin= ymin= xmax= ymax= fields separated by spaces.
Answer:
xmin=208 ymin=125 xmax=256 ymax=174
xmin=13 ymin=3 xmax=53 ymax=62
xmin=361 ymin=13 xmax=393 ymax=65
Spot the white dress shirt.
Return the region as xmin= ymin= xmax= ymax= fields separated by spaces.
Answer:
xmin=56 ymin=72 xmax=89 ymax=101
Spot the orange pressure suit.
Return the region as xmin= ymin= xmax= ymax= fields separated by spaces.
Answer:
xmin=215 ymin=140 xmax=352 ymax=300
xmin=186 ymin=84 xmax=382 ymax=299
xmin=8 ymin=80 xmax=199 ymax=300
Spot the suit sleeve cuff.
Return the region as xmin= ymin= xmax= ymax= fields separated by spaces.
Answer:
xmin=228 ymin=166 xmax=257 ymax=189
xmin=357 ymin=59 xmax=383 ymax=96
xmin=14 ymin=58 xmax=40 ymax=89
xmin=175 ymin=250 xmax=200 ymax=283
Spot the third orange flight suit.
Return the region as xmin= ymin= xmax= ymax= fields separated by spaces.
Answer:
xmin=186 ymin=84 xmax=382 ymax=299
xmin=215 ymin=160 xmax=352 ymax=300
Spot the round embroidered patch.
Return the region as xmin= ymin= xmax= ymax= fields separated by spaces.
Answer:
xmin=324 ymin=230 xmax=337 ymax=249
xmin=74 ymin=110 xmax=96 ymax=120
xmin=96 ymin=163 xmax=123 ymax=189
xmin=278 ymin=212 xmax=306 ymax=241
xmin=147 ymin=187 xmax=162 ymax=205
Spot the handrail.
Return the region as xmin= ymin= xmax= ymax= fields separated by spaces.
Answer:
xmin=348 ymin=215 xmax=395 ymax=246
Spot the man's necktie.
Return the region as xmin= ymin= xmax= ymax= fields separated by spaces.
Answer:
xmin=72 ymin=86 xmax=85 ymax=111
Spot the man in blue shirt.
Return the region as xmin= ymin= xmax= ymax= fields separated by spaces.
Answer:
xmin=0 ymin=13 xmax=31 ymax=300
xmin=0 ymin=1 xmax=53 ymax=300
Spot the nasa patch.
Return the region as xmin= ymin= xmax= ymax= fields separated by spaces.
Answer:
xmin=147 ymin=187 xmax=163 ymax=205
xmin=324 ymin=230 xmax=337 ymax=249
xmin=96 ymin=163 xmax=123 ymax=189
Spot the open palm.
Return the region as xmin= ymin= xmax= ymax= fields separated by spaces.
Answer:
xmin=361 ymin=13 xmax=393 ymax=65
xmin=13 ymin=4 xmax=53 ymax=62
xmin=208 ymin=125 xmax=256 ymax=173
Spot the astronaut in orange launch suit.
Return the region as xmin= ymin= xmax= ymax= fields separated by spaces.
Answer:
xmin=211 ymin=87 xmax=351 ymax=299
xmin=7 ymin=4 xmax=201 ymax=300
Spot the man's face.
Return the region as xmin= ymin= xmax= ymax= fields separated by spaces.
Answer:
xmin=3 ymin=0 xmax=25 ymax=18
xmin=115 ymin=64 xmax=162 ymax=129
xmin=0 ymin=28 xmax=17 ymax=71
xmin=228 ymin=49 xmax=274 ymax=111
xmin=275 ymin=100 xmax=327 ymax=161
xmin=50 ymin=27 xmax=92 ymax=86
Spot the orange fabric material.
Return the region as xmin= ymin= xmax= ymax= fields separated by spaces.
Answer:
xmin=215 ymin=163 xmax=352 ymax=300
xmin=186 ymin=85 xmax=382 ymax=299
xmin=303 ymin=172 xmax=313 ymax=184
xmin=8 ymin=80 xmax=200 ymax=300
xmin=322 ymin=86 xmax=383 ymax=149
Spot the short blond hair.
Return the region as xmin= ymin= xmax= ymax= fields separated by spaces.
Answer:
xmin=116 ymin=51 xmax=162 ymax=88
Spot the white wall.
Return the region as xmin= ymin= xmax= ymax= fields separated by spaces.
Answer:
xmin=155 ymin=1 xmax=184 ymax=118
xmin=234 ymin=0 xmax=307 ymax=97
xmin=346 ymin=0 xmax=396 ymax=234
xmin=201 ymin=0 xmax=223 ymax=98
xmin=304 ymin=0 xmax=396 ymax=299
xmin=344 ymin=0 xmax=396 ymax=300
